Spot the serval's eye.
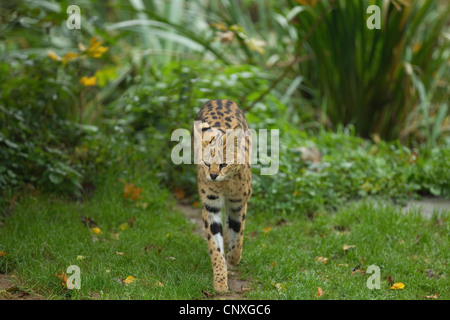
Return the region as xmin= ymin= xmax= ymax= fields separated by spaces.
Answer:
xmin=219 ymin=163 xmax=227 ymax=169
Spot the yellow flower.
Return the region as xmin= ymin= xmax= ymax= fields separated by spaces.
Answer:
xmin=62 ymin=52 xmax=79 ymax=63
xmin=86 ymin=36 xmax=108 ymax=58
xmin=80 ymin=76 xmax=97 ymax=86
xmin=47 ymin=50 xmax=62 ymax=61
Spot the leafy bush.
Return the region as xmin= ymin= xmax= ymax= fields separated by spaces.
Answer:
xmin=250 ymin=126 xmax=450 ymax=215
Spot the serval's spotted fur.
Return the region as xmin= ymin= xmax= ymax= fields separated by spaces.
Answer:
xmin=194 ymin=99 xmax=252 ymax=292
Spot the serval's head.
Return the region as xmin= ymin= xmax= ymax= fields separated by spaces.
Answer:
xmin=194 ymin=122 xmax=250 ymax=182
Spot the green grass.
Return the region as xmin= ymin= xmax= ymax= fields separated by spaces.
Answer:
xmin=241 ymin=200 xmax=449 ymax=299
xmin=1 ymin=171 xmax=448 ymax=300
xmin=0 ymin=172 xmax=212 ymax=299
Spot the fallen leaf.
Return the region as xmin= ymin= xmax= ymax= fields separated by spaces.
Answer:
xmin=90 ymin=227 xmax=102 ymax=235
xmin=123 ymin=276 xmax=136 ymax=285
xmin=81 ymin=216 xmax=97 ymax=228
xmin=128 ymin=216 xmax=136 ymax=228
xmin=425 ymin=269 xmax=436 ymax=279
xmin=343 ymin=244 xmax=356 ymax=251
xmin=144 ymin=243 xmax=162 ymax=255
xmin=424 ymin=294 xmax=439 ymax=299
xmin=110 ymin=232 xmax=120 ymax=240
xmin=135 ymin=201 xmax=148 ymax=209
xmin=192 ymin=201 xmax=201 ymax=208
xmin=119 ymin=223 xmax=128 ymax=231
xmin=202 ymin=289 xmax=214 ymax=298
xmin=173 ymin=188 xmax=185 ymax=200
xmin=154 ymin=281 xmax=164 ymax=288
xmin=0 ymin=251 xmax=7 ymax=257
xmin=263 ymin=227 xmax=272 ymax=235
xmin=55 ymin=272 xmax=68 ymax=288
xmin=315 ymin=286 xmax=325 ymax=297
xmin=388 ymin=276 xmax=395 ymax=287
xmin=315 ymin=256 xmax=328 ymax=264
xmin=272 ymin=282 xmax=286 ymax=292
xmin=124 ymin=183 xmax=143 ymax=201
xmin=390 ymin=282 xmax=405 ymax=290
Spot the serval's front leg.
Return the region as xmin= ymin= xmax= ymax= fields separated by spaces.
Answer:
xmin=202 ymin=203 xmax=228 ymax=292
xmin=225 ymin=201 xmax=247 ymax=266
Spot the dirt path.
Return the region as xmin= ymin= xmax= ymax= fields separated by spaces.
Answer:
xmin=0 ymin=274 xmax=43 ymax=300
xmin=175 ymin=202 xmax=251 ymax=300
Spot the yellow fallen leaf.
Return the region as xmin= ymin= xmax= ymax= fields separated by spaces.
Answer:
xmin=123 ymin=276 xmax=136 ymax=285
xmin=154 ymin=281 xmax=164 ymax=288
xmin=390 ymin=282 xmax=405 ymax=290
xmin=263 ymin=227 xmax=272 ymax=235
xmin=0 ymin=251 xmax=7 ymax=257
xmin=90 ymin=227 xmax=102 ymax=235
xmin=343 ymin=244 xmax=356 ymax=251
xmin=119 ymin=223 xmax=128 ymax=231
xmin=424 ymin=294 xmax=439 ymax=299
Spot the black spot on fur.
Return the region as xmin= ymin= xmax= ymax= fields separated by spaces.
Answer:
xmin=228 ymin=218 xmax=241 ymax=233
xmin=229 ymin=199 xmax=241 ymax=203
xmin=207 ymin=195 xmax=218 ymax=200
xmin=225 ymin=117 xmax=232 ymax=122
xmin=201 ymin=189 xmax=205 ymax=194
xmin=210 ymin=222 xmax=223 ymax=236
xmin=204 ymin=203 xmax=221 ymax=213
xmin=231 ymin=206 xmax=242 ymax=213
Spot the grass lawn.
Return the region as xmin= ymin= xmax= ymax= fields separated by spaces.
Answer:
xmin=0 ymin=173 xmax=448 ymax=300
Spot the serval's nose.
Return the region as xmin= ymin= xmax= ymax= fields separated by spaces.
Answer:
xmin=210 ymin=173 xmax=218 ymax=180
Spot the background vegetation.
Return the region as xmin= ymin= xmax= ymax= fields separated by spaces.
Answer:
xmin=0 ymin=0 xmax=449 ymax=300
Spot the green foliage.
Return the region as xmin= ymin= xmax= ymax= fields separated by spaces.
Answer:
xmin=104 ymin=61 xmax=274 ymax=194
xmin=287 ymin=0 xmax=450 ymax=142
xmin=250 ymin=126 xmax=450 ymax=215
